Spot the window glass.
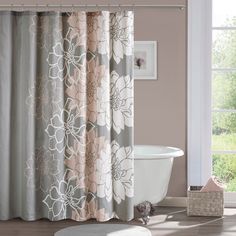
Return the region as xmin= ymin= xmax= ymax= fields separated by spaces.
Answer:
xmin=213 ymin=0 xmax=236 ymax=27
xmin=212 ymin=71 xmax=236 ymax=110
xmin=213 ymin=154 xmax=236 ymax=192
xmin=212 ymin=30 xmax=236 ymax=68
xmin=212 ymin=112 xmax=236 ymax=151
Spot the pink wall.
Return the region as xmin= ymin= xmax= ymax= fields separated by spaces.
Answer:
xmin=0 ymin=0 xmax=187 ymax=197
xmin=134 ymin=1 xmax=187 ymax=197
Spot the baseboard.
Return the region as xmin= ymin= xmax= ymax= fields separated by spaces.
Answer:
xmin=156 ymin=196 xmax=236 ymax=208
xmin=157 ymin=197 xmax=187 ymax=207
xmin=224 ymin=202 xmax=236 ymax=208
xmin=224 ymin=193 xmax=236 ymax=208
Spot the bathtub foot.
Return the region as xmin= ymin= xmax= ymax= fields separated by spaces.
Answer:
xmin=142 ymin=215 xmax=150 ymax=225
xmin=136 ymin=201 xmax=154 ymax=225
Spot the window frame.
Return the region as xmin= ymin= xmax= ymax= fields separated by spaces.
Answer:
xmin=187 ymin=0 xmax=212 ymax=187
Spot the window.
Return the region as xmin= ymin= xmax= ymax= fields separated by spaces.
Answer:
xmin=212 ymin=0 xmax=236 ymax=192
xmin=188 ymin=0 xmax=236 ymax=206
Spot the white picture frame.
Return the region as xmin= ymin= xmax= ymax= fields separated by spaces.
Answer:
xmin=134 ymin=41 xmax=157 ymax=80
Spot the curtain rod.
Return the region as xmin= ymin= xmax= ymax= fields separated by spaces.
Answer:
xmin=0 ymin=4 xmax=186 ymax=10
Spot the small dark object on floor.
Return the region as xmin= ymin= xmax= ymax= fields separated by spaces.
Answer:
xmin=136 ymin=201 xmax=155 ymax=225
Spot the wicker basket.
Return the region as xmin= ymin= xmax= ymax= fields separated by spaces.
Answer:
xmin=187 ymin=186 xmax=224 ymax=217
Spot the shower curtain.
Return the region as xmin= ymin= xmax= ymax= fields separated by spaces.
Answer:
xmin=0 ymin=11 xmax=134 ymax=221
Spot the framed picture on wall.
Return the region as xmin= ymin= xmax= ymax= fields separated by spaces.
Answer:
xmin=134 ymin=41 xmax=157 ymax=80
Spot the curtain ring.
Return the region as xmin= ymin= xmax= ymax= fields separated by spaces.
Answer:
xmin=35 ymin=3 xmax=38 ymax=12
xmin=118 ymin=4 xmax=122 ymax=11
xmin=71 ymin=4 xmax=74 ymax=13
xmin=21 ymin=3 xmax=24 ymax=12
xmin=85 ymin=4 xmax=88 ymax=12
xmin=46 ymin=4 xmax=49 ymax=12
xmin=96 ymin=4 xmax=99 ymax=12
xmin=10 ymin=3 xmax=13 ymax=11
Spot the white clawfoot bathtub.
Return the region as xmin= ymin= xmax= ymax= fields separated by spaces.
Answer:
xmin=134 ymin=145 xmax=184 ymax=206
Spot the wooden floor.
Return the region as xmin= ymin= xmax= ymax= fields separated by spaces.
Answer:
xmin=0 ymin=207 xmax=236 ymax=236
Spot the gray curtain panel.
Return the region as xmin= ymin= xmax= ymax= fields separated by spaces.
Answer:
xmin=0 ymin=11 xmax=134 ymax=221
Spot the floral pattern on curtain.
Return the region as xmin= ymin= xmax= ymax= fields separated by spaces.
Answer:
xmin=0 ymin=11 xmax=133 ymax=221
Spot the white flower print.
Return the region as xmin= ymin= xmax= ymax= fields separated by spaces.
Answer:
xmin=22 ymin=12 xmax=134 ymax=221
xmin=87 ymin=12 xmax=109 ymax=54
xmin=76 ymin=57 xmax=111 ymax=129
xmin=110 ymin=71 xmax=133 ymax=134
xmin=96 ymin=76 xmax=111 ymax=129
xmin=29 ymin=14 xmax=63 ymax=50
xmin=47 ymin=27 xmax=86 ymax=81
xmin=26 ymin=79 xmax=63 ymax=121
xmin=45 ymin=103 xmax=95 ymax=158
xmin=110 ymin=11 xmax=134 ymax=64
xmin=95 ymin=144 xmax=113 ymax=202
xmin=24 ymin=148 xmax=60 ymax=192
xmin=67 ymin=12 xmax=87 ymax=47
xmin=76 ymin=200 xmax=110 ymax=222
xmin=43 ymin=170 xmax=95 ymax=219
xmin=65 ymin=72 xmax=87 ymax=113
xmin=111 ymin=141 xmax=134 ymax=204
xmin=87 ymin=140 xmax=134 ymax=204
xmin=64 ymin=130 xmax=109 ymax=195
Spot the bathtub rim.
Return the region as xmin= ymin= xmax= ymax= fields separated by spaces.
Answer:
xmin=134 ymin=145 xmax=184 ymax=160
